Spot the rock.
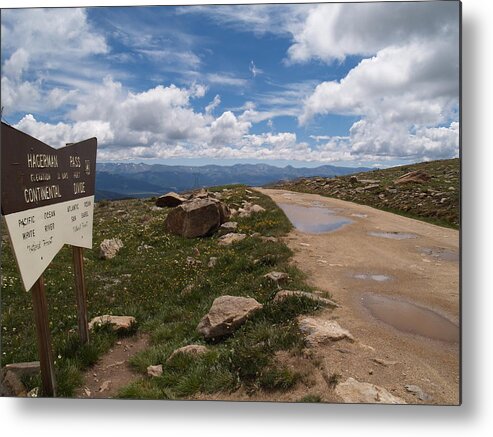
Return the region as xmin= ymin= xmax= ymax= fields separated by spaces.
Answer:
xmin=0 ymin=370 xmax=27 ymax=397
xmin=193 ymin=188 xmax=209 ymax=199
xmin=137 ymin=243 xmax=153 ymax=252
xmin=155 ymin=192 xmax=186 ymax=208
xmin=238 ymin=202 xmax=265 ymax=217
xmin=181 ymin=284 xmax=194 ymax=296
xmin=167 ymin=345 xmax=208 ymax=362
xmin=147 ymin=365 xmax=163 ymax=378
xmin=89 ymin=315 xmax=136 ymax=332
xmin=373 ymin=358 xmax=399 ymax=367
xmin=335 ymin=377 xmax=406 ymax=404
xmin=214 ymin=200 xmax=231 ymax=223
xmin=260 ymin=236 xmax=278 ymax=243
xmin=349 ymin=175 xmax=359 ymax=184
xmin=220 ymin=221 xmax=238 ymax=232
xmin=274 ymin=290 xmax=340 ymax=308
xmin=4 ymin=361 xmax=40 ymax=378
xmin=27 ymin=387 xmax=39 ymax=398
xmin=165 ymin=198 xmax=228 ymax=238
xmin=405 ymin=384 xmax=433 ymax=402
xmin=99 ymin=238 xmax=123 ymax=260
xmin=207 ymin=257 xmax=218 ymax=268
xmin=250 ymin=204 xmax=266 ymax=213
xmin=99 ymin=380 xmax=112 ymax=392
xmin=217 ymin=233 xmax=247 ymax=246
xmin=362 ymin=183 xmax=380 ymax=191
xmin=394 ymin=170 xmax=431 ymax=185
xmin=263 ymin=271 xmax=289 ymax=285
xmin=186 ymin=256 xmax=201 ymax=267
xmin=358 ymin=179 xmax=380 ymax=184
xmin=197 ymin=295 xmax=263 ymax=339
xmin=298 ymin=317 xmax=354 ymax=346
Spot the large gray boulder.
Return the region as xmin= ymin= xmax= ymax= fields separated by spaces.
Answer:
xmin=155 ymin=192 xmax=186 ymax=208
xmin=165 ymin=198 xmax=229 ymax=238
xmin=197 ymin=295 xmax=263 ymax=339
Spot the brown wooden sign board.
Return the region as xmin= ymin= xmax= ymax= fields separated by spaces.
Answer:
xmin=1 ymin=122 xmax=97 ymax=291
xmin=1 ymin=122 xmax=98 ymax=396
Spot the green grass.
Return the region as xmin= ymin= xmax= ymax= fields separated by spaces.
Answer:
xmin=1 ymin=185 xmax=332 ymax=398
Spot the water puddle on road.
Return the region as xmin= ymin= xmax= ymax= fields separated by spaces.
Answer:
xmin=354 ymin=274 xmax=391 ymax=282
xmin=368 ymin=231 xmax=417 ymax=240
xmin=278 ymin=203 xmax=352 ymax=234
xmin=361 ymin=293 xmax=459 ymax=343
xmin=420 ymin=247 xmax=459 ymax=262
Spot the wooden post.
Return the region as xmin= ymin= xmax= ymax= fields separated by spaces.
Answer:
xmin=72 ymin=246 xmax=89 ymax=344
xmin=31 ymin=276 xmax=56 ymax=397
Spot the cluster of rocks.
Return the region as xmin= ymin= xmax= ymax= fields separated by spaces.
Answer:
xmin=271 ymin=159 xmax=459 ymax=227
xmin=155 ymin=188 xmax=267 ymax=240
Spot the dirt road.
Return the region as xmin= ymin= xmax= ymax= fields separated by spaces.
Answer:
xmin=258 ymin=188 xmax=460 ymax=405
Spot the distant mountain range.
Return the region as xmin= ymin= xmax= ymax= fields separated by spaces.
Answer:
xmin=95 ymin=162 xmax=371 ymax=200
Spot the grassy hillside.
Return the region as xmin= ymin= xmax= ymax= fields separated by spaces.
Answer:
xmin=269 ymin=159 xmax=460 ymax=229
xmin=1 ymin=186 xmax=333 ymax=399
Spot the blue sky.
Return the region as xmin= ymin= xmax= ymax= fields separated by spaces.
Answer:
xmin=1 ymin=2 xmax=460 ymax=168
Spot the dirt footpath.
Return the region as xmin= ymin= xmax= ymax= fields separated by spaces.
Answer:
xmin=258 ymin=188 xmax=460 ymax=405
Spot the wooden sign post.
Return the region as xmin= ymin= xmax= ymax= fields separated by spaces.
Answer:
xmin=1 ymin=122 xmax=97 ymax=396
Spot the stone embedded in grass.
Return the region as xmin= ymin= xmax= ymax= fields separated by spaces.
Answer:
xmin=186 ymin=256 xmax=201 ymax=267
xmin=99 ymin=238 xmax=123 ymax=260
xmin=238 ymin=202 xmax=266 ymax=218
xmin=167 ymin=345 xmax=208 ymax=363
xmin=197 ymin=295 xmax=263 ymax=339
xmin=394 ymin=170 xmax=431 ymax=185
xmin=274 ymin=290 xmax=339 ymax=308
xmin=147 ymin=364 xmax=163 ymax=378
xmin=217 ymin=233 xmax=247 ymax=246
xmin=219 ymin=222 xmax=238 ymax=234
xmin=298 ymin=317 xmax=354 ymax=346
xmin=335 ymin=377 xmax=406 ymax=404
xmin=264 ymin=272 xmax=289 ymax=285
xmin=155 ymin=192 xmax=186 ymax=208
xmin=260 ymin=236 xmax=278 ymax=243
xmin=207 ymin=257 xmax=218 ymax=268
xmin=88 ymin=315 xmax=136 ymax=333
xmin=250 ymin=204 xmax=266 ymax=213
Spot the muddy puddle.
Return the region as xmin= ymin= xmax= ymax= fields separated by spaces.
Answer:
xmin=353 ymin=273 xmax=391 ymax=282
xmin=368 ymin=231 xmax=417 ymax=240
xmin=360 ymin=293 xmax=459 ymax=343
xmin=278 ymin=203 xmax=352 ymax=234
xmin=420 ymin=247 xmax=459 ymax=262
